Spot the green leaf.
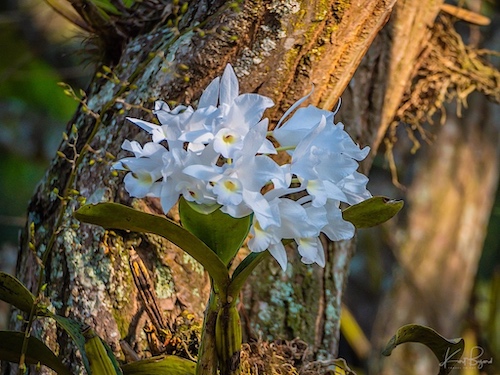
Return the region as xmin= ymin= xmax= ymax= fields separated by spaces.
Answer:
xmin=101 ymin=335 xmax=123 ymax=375
xmin=0 ymin=272 xmax=35 ymax=314
xmin=91 ymin=0 xmax=120 ymax=15
xmin=121 ymin=355 xmax=196 ymax=375
xmin=342 ymin=196 xmax=403 ymax=228
xmin=74 ymin=203 xmax=230 ymax=292
xmin=228 ymin=252 xmax=269 ymax=298
xmin=50 ymin=314 xmax=92 ymax=374
xmin=0 ymin=330 xmax=71 ymax=375
xmin=122 ymin=0 xmax=135 ymax=8
xmin=382 ymin=324 xmax=464 ymax=375
xmin=84 ymin=328 xmax=122 ymax=375
xmin=179 ymin=197 xmax=251 ymax=266
xmin=47 ymin=312 xmax=121 ymax=375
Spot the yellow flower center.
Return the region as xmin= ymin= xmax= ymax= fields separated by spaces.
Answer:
xmin=223 ymin=180 xmax=238 ymax=192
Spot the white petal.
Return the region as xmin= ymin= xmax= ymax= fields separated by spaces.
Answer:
xmin=297 ymin=237 xmax=324 ymax=266
xmin=153 ymin=101 xmax=172 ymax=124
xmin=123 ymin=172 xmax=156 ymax=198
xmin=338 ymin=172 xmax=372 ymax=204
xmin=268 ymin=243 xmax=288 ymax=271
xmin=323 ymin=180 xmax=348 ymax=202
xmin=291 ymin=115 xmax=327 ymax=162
xmin=274 ymin=106 xmax=332 ymax=147
xmin=258 ymin=139 xmax=276 ymax=155
xmin=176 ymin=178 xmax=215 ymax=205
xmin=213 ymin=128 xmax=244 ymax=158
xmin=220 ymin=64 xmax=239 ymax=106
xmin=239 ymin=119 xmax=269 ymax=156
xmin=213 ymin=177 xmax=243 ymax=206
xmin=119 ymin=156 xmax=163 ymax=177
xmin=304 ymin=205 xmax=328 ymax=229
xmin=237 ymin=155 xmax=283 ymax=192
xmin=179 ymin=129 xmax=214 ymax=144
xmin=112 ymin=160 xmax=126 ymax=170
xmin=315 ymin=239 xmax=326 ymax=267
xmin=243 ymin=190 xmax=280 ymax=229
xmin=151 ymin=127 xmax=168 ymax=143
xmin=315 ymin=154 xmax=359 ymax=183
xmin=230 ymin=94 xmax=274 ymax=127
xmin=322 ymin=203 xmax=355 ymax=241
xmin=248 ymin=221 xmax=273 ymax=252
xmin=159 ymin=183 xmax=178 ymax=214
xmin=141 ymin=142 xmax=166 ymax=157
xmin=199 ymin=77 xmax=220 ymax=108
xmin=277 ymin=199 xmax=318 ymax=239
xmin=183 ymin=164 xmax=221 ymax=181
xmin=120 ymin=140 xmax=144 ymax=157
xmin=220 ymin=203 xmax=253 ymax=218
xmin=306 ymin=180 xmax=328 ymax=207
xmin=127 ymin=118 xmax=159 ymax=134
xmin=276 ymin=86 xmax=313 ymax=127
xmin=154 ymin=100 xmax=170 ymax=112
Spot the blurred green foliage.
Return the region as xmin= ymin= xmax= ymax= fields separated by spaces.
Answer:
xmin=0 ymin=154 xmax=46 ymax=242
xmin=0 ymin=27 xmax=76 ymax=119
xmin=0 ymin=7 xmax=82 ymax=246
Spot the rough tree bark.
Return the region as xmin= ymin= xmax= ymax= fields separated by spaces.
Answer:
xmin=2 ymin=0 xmax=451 ymax=374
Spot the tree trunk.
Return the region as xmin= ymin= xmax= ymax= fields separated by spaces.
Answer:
xmin=368 ymin=11 xmax=500 ymax=374
xmin=370 ymin=93 xmax=500 ymax=375
xmin=2 ymin=0 xmax=451 ymax=374
xmin=240 ymin=0 xmax=445 ymax=359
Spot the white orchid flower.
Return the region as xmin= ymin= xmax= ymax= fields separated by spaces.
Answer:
xmin=179 ymin=64 xmax=274 ymax=158
xmin=115 ymin=63 xmax=372 ymax=271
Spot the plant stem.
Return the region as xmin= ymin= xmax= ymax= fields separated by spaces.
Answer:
xmin=196 ymin=290 xmax=219 ymax=375
xmin=216 ymin=303 xmax=242 ymax=375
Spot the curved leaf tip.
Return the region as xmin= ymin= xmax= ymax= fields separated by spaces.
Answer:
xmin=382 ymin=324 xmax=464 ymax=375
xmin=342 ymin=196 xmax=403 ymax=229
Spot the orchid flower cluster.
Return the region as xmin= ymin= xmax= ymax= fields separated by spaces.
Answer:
xmin=113 ymin=65 xmax=371 ymax=270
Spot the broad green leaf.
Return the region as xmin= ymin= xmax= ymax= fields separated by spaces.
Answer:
xmin=179 ymin=197 xmax=252 ymax=266
xmin=0 ymin=272 xmax=35 ymax=314
xmin=84 ymin=328 xmax=122 ymax=375
xmin=0 ymin=330 xmax=71 ymax=375
xmin=121 ymin=355 xmax=196 ymax=375
xmin=342 ymin=196 xmax=403 ymax=228
xmin=101 ymin=335 xmax=123 ymax=375
xmin=74 ymin=203 xmax=230 ymax=291
xmin=50 ymin=314 xmax=92 ymax=374
xmin=382 ymin=324 xmax=464 ymax=375
xmin=228 ymin=252 xmax=269 ymax=298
